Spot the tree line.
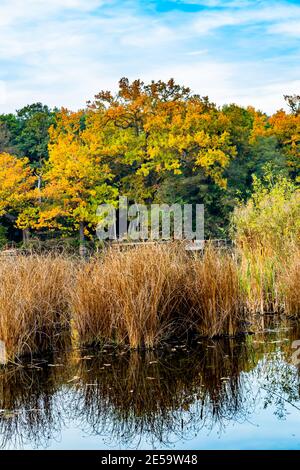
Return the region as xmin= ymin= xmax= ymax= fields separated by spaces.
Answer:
xmin=0 ymin=78 xmax=299 ymax=248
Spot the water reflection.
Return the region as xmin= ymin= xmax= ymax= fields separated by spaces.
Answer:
xmin=0 ymin=320 xmax=300 ymax=449
xmin=71 ymin=339 xmax=250 ymax=447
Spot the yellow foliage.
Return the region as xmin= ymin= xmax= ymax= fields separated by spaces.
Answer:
xmin=0 ymin=153 xmax=36 ymax=220
xmin=38 ymin=110 xmax=118 ymax=232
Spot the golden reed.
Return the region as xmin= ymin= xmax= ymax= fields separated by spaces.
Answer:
xmin=0 ymin=244 xmax=298 ymax=359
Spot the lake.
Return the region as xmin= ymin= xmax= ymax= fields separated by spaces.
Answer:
xmin=0 ymin=318 xmax=299 ymax=450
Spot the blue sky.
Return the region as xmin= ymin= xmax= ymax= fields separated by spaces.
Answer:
xmin=0 ymin=0 xmax=299 ymax=114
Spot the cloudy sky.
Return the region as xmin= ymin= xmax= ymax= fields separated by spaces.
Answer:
xmin=0 ymin=0 xmax=299 ymax=114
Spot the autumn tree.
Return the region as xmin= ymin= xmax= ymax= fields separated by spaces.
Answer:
xmin=1 ymin=83 xmax=298 ymax=244
xmin=223 ymin=106 xmax=287 ymax=200
xmin=0 ymin=153 xmax=36 ymax=242
xmin=38 ymin=109 xmax=118 ymax=253
xmin=89 ymin=78 xmax=236 ymax=204
xmin=269 ymin=109 xmax=300 ymax=181
xmin=0 ymin=114 xmax=19 ymax=154
xmin=284 ymin=94 xmax=300 ymax=115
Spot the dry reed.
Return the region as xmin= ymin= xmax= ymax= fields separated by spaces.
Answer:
xmin=71 ymin=245 xmax=187 ymax=348
xmin=0 ymin=255 xmax=72 ymax=359
xmin=185 ymin=247 xmax=244 ymax=336
xmin=280 ymin=250 xmax=300 ymax=317
xmin=238 ymin=249 xmax=280 ymax=315
xmin=0 ymin=243 xmax=298 ymax=359
xmin=71 ymin=244 xmax=246 ymax=348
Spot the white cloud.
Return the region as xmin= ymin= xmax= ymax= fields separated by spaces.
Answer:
xmin=0 ymin=0 xmax=299 ymax=114
xmin=121 ymin=25 xmax=176 ymax=47
xmin=186 ymin=49 xmax=208 ymax=55
xmin=0 ymin=81 xmax=7 ymax=105
xmin=269 ymin=20 xmax=300 ymax=37
xmin=0 ymin=0 xmax=105 ymax=26
xmin=183 ymin=0 xmax=254 ymax=6
xmin=191 ymin=4 xmax=300 ymax=35
xmin=139 ymin=58 xmax=300 ymax=114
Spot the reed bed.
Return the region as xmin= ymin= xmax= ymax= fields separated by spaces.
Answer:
xmin=237 ymin=249 xmax=281 ymax=315
xmin=185 ymin=247 xmax=244 ymax=337
xmin=0 ymin=243 xmax=299 ymax=360
xmin=71 ymin=245 xmax=246 ymax=348
xmin=71 ymin=245 xmax=188 ymax=348
xmin=280 ymin=250 xmax=300 ymax=317
xmin=0 ymin=255 xmax=72 ymax=359
xmin=236 ymin=238 xmax=300 ymax=317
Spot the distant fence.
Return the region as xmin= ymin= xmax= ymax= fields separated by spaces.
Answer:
xmin=110 ymin=239 xmax=234 ymax=252
xmin=0 ymin=239 xmax=234 ymax=257
xmin=0 ymin=242 xmax=19 ymax=258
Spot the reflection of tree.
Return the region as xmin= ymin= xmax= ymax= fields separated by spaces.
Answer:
xmin=256 ymin=356 xmax=300 ymax=420
xmin=0 ymin=326 xmax=299 ymax=449
xmin=0 ymin=353 xmax=74 ymax=449
xmin=243 ymin=319 xmax=300 ymax=421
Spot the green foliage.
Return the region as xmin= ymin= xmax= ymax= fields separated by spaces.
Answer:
xmin=0 ymin=103 xmax=56 ymax=167
xmin=15 ymin=103 xmax=56 ymax=167
xmin=232 ymin=170 xmax=300 ymax=253
xmin=0 ymin=114 xmax=19 ymax=154
xmin=0 ymin=224 xmax=8 ymax=249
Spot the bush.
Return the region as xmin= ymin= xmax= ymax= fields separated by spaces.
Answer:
xmin=232 ymin=173 xmax=300 ymax=314
xmin=0 ymin=225 xmax=8 ymax=249
xmin=232 ymin=174 xmax=300 ymax=255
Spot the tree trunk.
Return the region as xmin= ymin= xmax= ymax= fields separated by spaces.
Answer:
xmin=79 ymin=222 xmax=88 ymax=258
xmin=37 ymin=174 xmax=42 ymax=204
xmin=22 ymin=228 xmax=30 ymax=246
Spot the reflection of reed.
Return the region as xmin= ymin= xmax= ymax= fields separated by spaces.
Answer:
xmin=0 ymin=329 xmax=299 ymax=449
xmin=250 ymin=316 xmax=300 ymax=360
xmin=0 ymin=351 xmax=75 ymax=449
xmin=70 ymin=339 xmax=252 ymax=446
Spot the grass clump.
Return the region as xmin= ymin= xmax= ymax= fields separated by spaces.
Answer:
xmin=185 ymin=247 xmax=244 ymax=337
xmin=232 ymin=173 xmax=300 ymax=315
xmin=71 ymin=245 xmax=187 ymax=349
xmin=71 ymin=244 xmax=246 ymax=348
xmin=0 ymin=255 xmax=72 ymax=359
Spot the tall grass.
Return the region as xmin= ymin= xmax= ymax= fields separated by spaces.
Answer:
xmin=232 ymin=175 xmax=300 ymax=316
xmin=237 ymin=247 xmax=281 ymax=315
xmin=185 ymin=247 xmax=244 ymax=336
xmin=0 ymin=242 xmax=299 ymax=360
xmin=0 ymin=255 xmax=72 ymax=359
xmin=71 ymin=245 xmax=246 ymax=348
xmin=235 ymin=241 xmax=300 ymax=316
xmin=71 ymin=245 xmax=187 ymax=348
xmin=280 ymin=250 xmax=300 ymax=317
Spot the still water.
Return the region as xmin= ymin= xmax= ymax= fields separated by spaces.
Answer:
xmin=0 ymin=319 xmax=300 ymax=450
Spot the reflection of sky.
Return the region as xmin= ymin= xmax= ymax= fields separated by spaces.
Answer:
xmin=2 ymin=353 xmax=300 ymax=450
xmin=51 ymin=364 xmax=300 ymax=451
xmin=41 ymin=402 xmax=300 ymax=450
xmin=0 ymin=0 xmax=299 ymax=113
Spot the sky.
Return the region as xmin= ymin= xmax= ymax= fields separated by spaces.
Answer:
xmin=0 ymin=0 xmax=299 ymax=114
